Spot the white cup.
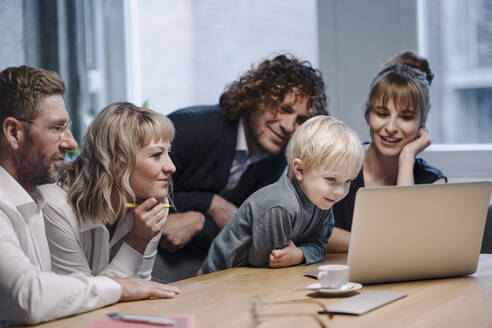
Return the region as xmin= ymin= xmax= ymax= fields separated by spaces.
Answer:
xmin=317 ymin=264 xmax=349 ymax=289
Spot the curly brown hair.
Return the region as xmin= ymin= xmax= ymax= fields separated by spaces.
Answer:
xmin=219 ymin=54 xmax=328 ymax=121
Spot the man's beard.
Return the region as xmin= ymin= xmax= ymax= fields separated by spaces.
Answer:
xmin=17 ymin=132 xmax=60 ymax=187
xmin=244 ymin=113 xmax=285 ymax=155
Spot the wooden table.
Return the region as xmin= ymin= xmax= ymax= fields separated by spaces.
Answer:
xmin=26 ymin=254 xmax=492 ymax=328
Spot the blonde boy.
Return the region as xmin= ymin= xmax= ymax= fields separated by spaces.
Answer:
xmin=202 ymin=116 xmax=364 ymax=273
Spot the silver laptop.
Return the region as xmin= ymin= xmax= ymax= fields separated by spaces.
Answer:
xmin=348 ymin=182 xmax=492 ymax=284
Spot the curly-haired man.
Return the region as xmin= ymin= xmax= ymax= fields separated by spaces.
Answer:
xmin=155 ymin=54 xmax=328 ymax=282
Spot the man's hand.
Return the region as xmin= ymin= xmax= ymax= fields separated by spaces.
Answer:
xmin=125 ymin=198 xmax=167 ymax=254
xmin=269 ymin=240 xmax=304 ymax=268
xmin=159 ymin=211 xmax=205 ymax=252
xmin=111 ymin=277 xmax=180 ymax=301
xmin=207 ymin=194 xmax=237 ymax=229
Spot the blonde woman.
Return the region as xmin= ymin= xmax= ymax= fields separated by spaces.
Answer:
xmin=40 ymin=102 xmax=177 ymax=288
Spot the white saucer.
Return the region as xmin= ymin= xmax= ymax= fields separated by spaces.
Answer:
xmin=306 ymin=282 xmax=362 ymax=295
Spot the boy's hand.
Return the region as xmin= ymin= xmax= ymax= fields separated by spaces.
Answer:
xmin=269 ymin=240 xmax=304 ymax=268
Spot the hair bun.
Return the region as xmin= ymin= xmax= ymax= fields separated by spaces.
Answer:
xmin=385 ymin=50 xmax=434 ymax=85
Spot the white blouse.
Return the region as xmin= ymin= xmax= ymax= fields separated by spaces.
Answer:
xmin=40 ymin=183 xmax=163 ymax=280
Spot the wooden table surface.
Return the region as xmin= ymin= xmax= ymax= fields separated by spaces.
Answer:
xmin=24 ymin=253 xmax=492 ymax=328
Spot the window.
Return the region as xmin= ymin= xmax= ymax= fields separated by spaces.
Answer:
xmin=136 ymin=0 xmax=318 ymax=115
xmin=418 ymin=0 xmax=492 ymax=181
xmin=420 ymin=0 xmax=492 ymax=143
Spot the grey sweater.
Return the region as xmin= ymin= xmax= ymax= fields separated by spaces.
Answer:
xmin=202 ymin=175 xmax=334 ymax=273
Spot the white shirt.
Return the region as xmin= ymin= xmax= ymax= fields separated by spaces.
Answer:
xmin=0 ymin=166 xmax=121 ymax=326
xmin=223 ymin=118 xmax=268 ymax=192
xmin=40 ymin=183 xmax=163 ymax=279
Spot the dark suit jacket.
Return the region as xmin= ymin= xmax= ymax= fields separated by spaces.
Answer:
xmin=168 ymin=104 xmax=287 ymax=248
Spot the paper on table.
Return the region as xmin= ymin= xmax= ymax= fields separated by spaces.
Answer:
xmin=325 ymin=291 xmax=407 ymax=315
xmin=88 ymin=315 xmax=194 ymax=328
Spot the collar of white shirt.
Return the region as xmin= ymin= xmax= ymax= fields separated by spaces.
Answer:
xmin=0 ymin=164 xmax=51 ymax=271
xmin=0 ymin=165 xmax=45 ymax=223
xmin=236 ymin=118 xmax=268 ymax=163
xmin=236 ymin=117 xmax=249 ymax=153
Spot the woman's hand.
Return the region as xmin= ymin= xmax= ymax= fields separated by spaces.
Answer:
xmin=125 ymin=198 xmax=168 ymax=254
xmin=400 ymin=128 xmax=431 ymax=161
xmin=397 ymin=128 xmax=431 ymax=186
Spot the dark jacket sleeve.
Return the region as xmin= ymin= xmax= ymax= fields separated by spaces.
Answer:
xmin=168 ymin=105 xmax=236 ymax=213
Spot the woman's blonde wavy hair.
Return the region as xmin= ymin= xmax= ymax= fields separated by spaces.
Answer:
xmin=59 ymin=102 xmax=175 ymax=225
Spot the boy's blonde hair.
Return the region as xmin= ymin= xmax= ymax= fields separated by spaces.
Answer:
xmin=286 ymin=115 xmax=364 ymax=180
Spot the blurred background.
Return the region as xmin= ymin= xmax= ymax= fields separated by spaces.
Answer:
xmin=0 ymin=0 xmax=490 ymax=185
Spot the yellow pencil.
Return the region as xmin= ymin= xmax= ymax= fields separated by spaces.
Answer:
xmin=125 ymin=203 xmax=171 ymax=208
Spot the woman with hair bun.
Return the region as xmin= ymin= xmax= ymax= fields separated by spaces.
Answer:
xmin=327 ymin=51 xmax=447 ymax=252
